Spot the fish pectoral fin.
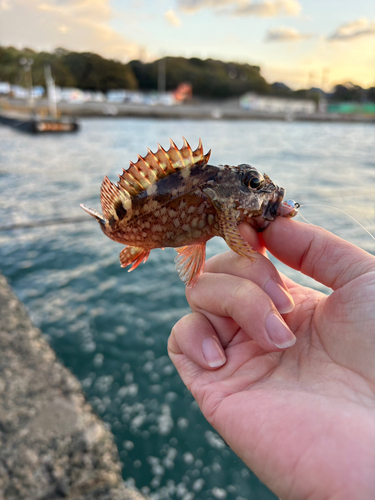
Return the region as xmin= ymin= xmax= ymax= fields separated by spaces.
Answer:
xmin=119 ymin=246 xmax=150 ymax=272
xmin=218 ymin=209 xmax=258 ymax=262
xmin=174 ymin=243 xmax=206 ymax=287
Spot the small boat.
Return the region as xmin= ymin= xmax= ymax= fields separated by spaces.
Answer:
xmin=0 ymin=113 xmax=79 ymax=134
xmin=0 ymin=64 xmax=79 ymax=134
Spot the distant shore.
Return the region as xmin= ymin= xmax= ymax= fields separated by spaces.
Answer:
xmin=2 ymin=97 xmax=375 ymax=123
xmin=58 ymin=100 xmax=375 ymax=123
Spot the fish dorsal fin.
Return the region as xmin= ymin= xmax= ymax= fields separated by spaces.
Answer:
xmin=117 ymin=138 xmax=210 ymax=196
xmin=100 ymin=138 xmax=210 ymax=222
xmin=100 ymin=175 xmax=132 ymax=222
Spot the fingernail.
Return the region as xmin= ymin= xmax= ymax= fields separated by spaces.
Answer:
xmin=264 ymin=280 xmax=295 ymax=314
xmin=202 ymin=338 xmax=226 ymax=368
xmin=266 ymin=313 xmax=296 ymax=349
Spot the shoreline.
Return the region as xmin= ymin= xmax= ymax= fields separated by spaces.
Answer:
xmin=0 ymin=273 xmax=146 ymax=500
xmin=2 ymin=98 xmax=375 ymax=123
xmin=58 ymin=101 xmax=375 ymax=123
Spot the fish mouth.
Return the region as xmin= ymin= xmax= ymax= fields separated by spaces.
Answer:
xmin=250 ymin=187 xmax=285 ymax=232
xmin=263 ymin=187 xmax=285 ymax=221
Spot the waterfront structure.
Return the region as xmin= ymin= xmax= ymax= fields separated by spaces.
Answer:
xmin=240 ymin=92 xmax=316 ymax=115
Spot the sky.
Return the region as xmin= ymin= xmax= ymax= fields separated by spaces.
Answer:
xmin=0 ymin=0 xmax=374 ymax=90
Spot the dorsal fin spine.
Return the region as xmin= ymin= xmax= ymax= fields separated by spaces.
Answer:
xmin=128 ymin=161 xmax=151 ymax=189
xmin=139 ymin=157 xmax=157 ymax=183
xmin=170 ymin=139 xmax=186 ymax=168
xmin=137 ymin=155 xmax=157 ymax=182
xmin=122 ymin=165 xmax=144 ymax=190
xmin=156 ymin=144 xmax=171 ymax=172
xmin=159 ymin=143 xmax=176 ymax=174
xmin=147 ymin=148 xmax=166 ymax=176
xmin=118 ymin=170 xmax=139 ymax=196
xmin=198 ymin=138 xmax=203 ymax=155
xmin=127 ymin=166 xmax=145 ymax=189
xmin=104 ymin=139 xmax=210 ymax=201
xmin=183 ymin=137 xmax=194 ymax=162
xmin=100 ymin=176 xmax=132 ymax=221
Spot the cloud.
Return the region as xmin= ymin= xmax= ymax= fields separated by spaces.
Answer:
xmin=178 ymin=0 xmax=301 ymax=17
xmin=178 ymin=0 xmax=232 ymax=12
xmin=0 ymin=0 xmax=147 ymax=62
xmin=164 ymin=9 xmax=181 ymax=26
xmin=328 ymin=18 xmax=375 ymax=41
xmin=58 ymin=25 xmax=70 ymax=34
xmin=265 ymin=26 xmax=313 ymax=42
xmin=37 ymin=0 xmax=111 ymax=19
xmin=234 ymin=0 xmax=300 ymax=17
xmin=0 ymin=0 xmax=10 ymax=10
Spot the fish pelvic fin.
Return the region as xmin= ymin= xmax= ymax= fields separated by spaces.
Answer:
xmin=119 ymin=246 xmax=151 ymax=272
xmin=174 ymin=243 xmax=206 ymax=287
xmin=80 ymin=204 xmax=106 ymax=226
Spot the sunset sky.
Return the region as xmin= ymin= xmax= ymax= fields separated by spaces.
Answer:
xmin=0 ymin=0 xmax=374 ymax=90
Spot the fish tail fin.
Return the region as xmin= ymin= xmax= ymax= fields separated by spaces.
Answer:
xmin=120 ymin=246 xmax=150 ymax=272
xmin=174 ymin=243 xmax=206 ymax=287
xmin=80 ymin=204 xmax=106 ymax=226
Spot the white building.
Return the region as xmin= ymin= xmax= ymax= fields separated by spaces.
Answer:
xmin=240 ymin=92 xmax=316 ymax=114
xmin=0 ymin=82 xmax=11 ymax=94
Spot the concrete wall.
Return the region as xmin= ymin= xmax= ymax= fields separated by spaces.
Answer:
xmin=0 ymin=273 xmax=146 ymax=500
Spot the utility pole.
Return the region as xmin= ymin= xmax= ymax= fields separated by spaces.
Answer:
xmin=20 ymin=57 xmax=34 ymax=110
xmin=44 ymin=65 xmax=57 ymax=118
xmin=320 ymin=67 xmax=330 ymax=92
xmin=306 ymin=71 xmax=315 ymax=90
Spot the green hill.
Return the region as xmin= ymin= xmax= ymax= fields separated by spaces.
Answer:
xmin=1 ymin=46 xmax=373 ymax=103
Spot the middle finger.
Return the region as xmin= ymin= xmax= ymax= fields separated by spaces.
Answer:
xmin=204 ymin=250 xmax=295 ymax=315
xmin=187 ymin=272 xmax=296 ymax=352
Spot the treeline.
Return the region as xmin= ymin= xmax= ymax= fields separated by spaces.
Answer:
xmin=0 ymin=46 xmax=137 ymax=91
xmin=0 ymin=46 xmax=268 ymax=98
xmin=129 ymin=57 xmax=269 ymax=98
xmin=0 ymin=46 xmax=374 ymax=102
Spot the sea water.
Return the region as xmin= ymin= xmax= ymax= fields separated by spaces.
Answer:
xmin=1 ymin=118 xmax=375 ymax=500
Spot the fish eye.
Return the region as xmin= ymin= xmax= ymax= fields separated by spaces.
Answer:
xmin=243 ymin=171 xmax=263 ymax=190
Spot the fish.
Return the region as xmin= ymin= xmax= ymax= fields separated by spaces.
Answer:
xmin=81 ymin=138 xmax=298 ymax=286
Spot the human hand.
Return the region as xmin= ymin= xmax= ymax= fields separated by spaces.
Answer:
xmin=168 ymin=218 xmax=375 ymax=500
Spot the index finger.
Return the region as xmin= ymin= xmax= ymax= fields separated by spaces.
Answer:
xmin=262 ymin=218 xmax=375 ymax=290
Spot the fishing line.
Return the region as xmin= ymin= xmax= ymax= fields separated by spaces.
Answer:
xmin=299 ymin=203 xmax=375 ymax=242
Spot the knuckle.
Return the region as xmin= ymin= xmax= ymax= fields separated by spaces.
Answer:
xmin=204 ymin=251 xmax=233 ymax=273
xmin=230 ymin=279 xmax=257 ymax=307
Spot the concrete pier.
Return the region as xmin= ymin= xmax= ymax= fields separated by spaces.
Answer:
xmin=2 ymin=97 xmax=374 ymax=123
xmin=0 ymin=274 xmax=145 ymax=500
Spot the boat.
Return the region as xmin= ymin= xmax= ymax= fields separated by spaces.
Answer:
xmin=0 ymin=112 xmax=78 ymax=133
xmin=0 ymin=65 xmax=79 ymax=134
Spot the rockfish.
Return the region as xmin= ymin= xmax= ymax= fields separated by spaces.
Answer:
xmin=81 ymin=139 xmax=298 ymax=286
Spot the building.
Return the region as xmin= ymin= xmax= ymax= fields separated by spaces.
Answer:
xmin=240 ymin=92 xmax=316 ymax=115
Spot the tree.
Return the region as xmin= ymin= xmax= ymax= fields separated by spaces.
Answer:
xmin=62 ymin=52 xmax=138 ymax=91
xmin=331 ymin=83 xmax=364 ymax=102
xmin=129 ymin=57 xmax=270 ymax=98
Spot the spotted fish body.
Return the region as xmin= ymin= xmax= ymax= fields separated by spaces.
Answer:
xmin=81 ymin=139 xmax=298 ymax=286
